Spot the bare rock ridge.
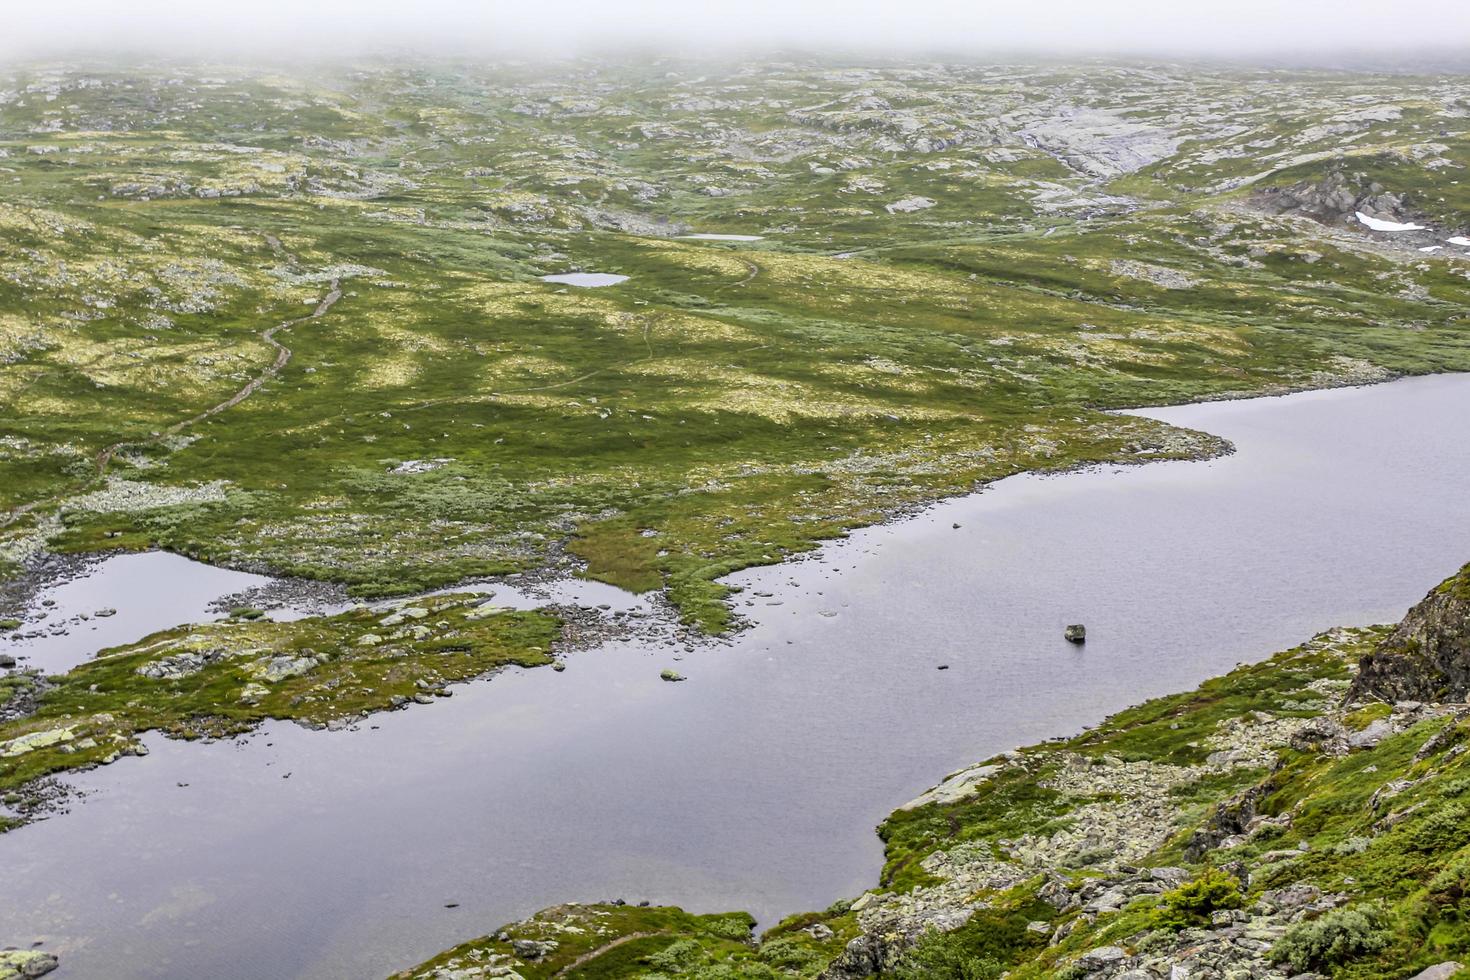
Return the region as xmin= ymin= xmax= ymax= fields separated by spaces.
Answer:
xmin=1350 ymin=561 xmax=1470 ymax=703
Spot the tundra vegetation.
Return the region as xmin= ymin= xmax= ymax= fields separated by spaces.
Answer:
xmin=2 ymin=55 xmax=1470 ymax=975
xmin=2 ymin=60 xmax=1470 ymax=631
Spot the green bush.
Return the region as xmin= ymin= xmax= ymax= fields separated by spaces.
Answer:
xmin=701 ymin=915 xmax=757 ymax=941
xmin=645 ymin=939 xmax=703 ymax=972
xmin=889 ymin=931 xmax=1003 ymax=980
xmin=757 ymin=936 xmax=824 ymax=971
xmin=1150 ymin=869 xmax=1245 ymax=930
xmin=1272 ymin=904 xmax=1391 ymax=972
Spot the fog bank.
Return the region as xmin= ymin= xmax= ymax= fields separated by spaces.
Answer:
xmin=5 ymin=0 xmax=1469 ymax=62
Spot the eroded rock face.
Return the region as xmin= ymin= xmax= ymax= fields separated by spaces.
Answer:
xmin=1350 ymin=563 xmax=1470 ymax=703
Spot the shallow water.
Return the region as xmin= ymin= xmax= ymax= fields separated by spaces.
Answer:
xmin=539 ymin=272 xmax=629 ymax=287
xmin=6 ymin=374 xmax=1470 ymax=979
xmin=0 ymin=553 xmax=278 ymax=675
xmin=678 ymin=234 xmax=765 ymax=242
xmin=0 ymin=559 xmax=655 ymax=676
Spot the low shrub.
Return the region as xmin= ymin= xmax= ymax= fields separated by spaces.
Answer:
xmin=1272 ymin=903 xmax=1391 ymax=973
xmin=1151 ymin=869 xmax=1245 ymax=930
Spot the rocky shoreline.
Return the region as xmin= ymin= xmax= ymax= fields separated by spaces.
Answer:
xmin=394 ymin=561 xmax=1470 ymax=980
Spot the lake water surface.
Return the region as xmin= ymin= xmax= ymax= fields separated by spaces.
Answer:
xmin=4 ymin=375 xmax=1470 ymax=979
xmin=539 ymin=273 xmax=629 ymax=287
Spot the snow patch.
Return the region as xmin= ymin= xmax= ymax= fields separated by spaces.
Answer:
xmin=1355 ymin=211 xmax=1424 ymax=232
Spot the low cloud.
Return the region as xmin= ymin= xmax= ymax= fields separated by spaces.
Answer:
xmin=3 ymin=0 xmax=1468 ymax=61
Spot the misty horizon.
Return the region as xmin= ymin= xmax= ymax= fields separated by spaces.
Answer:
xmin=3 ymin=0 xmax=1470 ymax=65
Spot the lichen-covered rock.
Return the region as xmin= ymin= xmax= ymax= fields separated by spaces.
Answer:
xmin=137 ymin=651 xmax=217 ymax=679
xmin=0 ymin=950 xmax=58 ymax=980
xmin=0 ymin=726 xmax=75 ymax=758
xmin=249 ymin=654 xmax=321 ymax=683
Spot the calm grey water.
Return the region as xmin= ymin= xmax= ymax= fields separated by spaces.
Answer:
xmin=5 ymin=374 xmax=1470 ymax=980
xmin=538 ymin=273 xmax=629 ymax=287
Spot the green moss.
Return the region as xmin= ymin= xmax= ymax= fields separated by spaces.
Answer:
xmin=1435 ymin=563 xmax=1470 ymax=602
xmin=1344 ymin=702 xmax=1393 ymax=731
xmin=569 ymin=518 xmax=664 ymax=593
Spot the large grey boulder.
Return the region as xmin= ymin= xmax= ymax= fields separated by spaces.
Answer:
xmin=1410 ymin=964 xmax=1464 ymax=980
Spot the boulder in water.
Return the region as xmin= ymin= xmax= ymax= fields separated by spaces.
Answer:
xmin=1065 ymin=624 xmax=1087 ymax=644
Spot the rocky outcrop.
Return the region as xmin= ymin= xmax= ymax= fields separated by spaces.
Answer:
xmin=1350 ymin=562 xmax=1470 ymax=703
xmin=1252 ymin=169 xmax=1421 ymax=233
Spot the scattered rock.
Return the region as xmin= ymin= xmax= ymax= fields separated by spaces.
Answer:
xmin=1076 ymin=945 xmax=1128 ymax=970
xmin=511 ymin=938 xmax=556 ymax=960
xmin=249 ymin=654 xmax=320 ymax=683
xmin=885 ymin=196 xmax=936 ymax=214
xmin=137 ymin=650 xmax=222 ymax=680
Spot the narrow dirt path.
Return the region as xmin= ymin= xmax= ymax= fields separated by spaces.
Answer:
xmin=714 ymin=258 xmax=759 ymax=293
xmin=552 ymin=932 xmax=662 ymax=976
xmin=92 ymin=279 xmax=342 ymax=476
xmin=1 ymin=277 xmax=342 ymax=529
